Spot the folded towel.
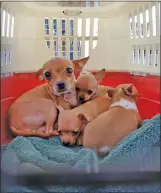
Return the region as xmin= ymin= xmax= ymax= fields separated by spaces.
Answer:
xmin=1 ymin=114 xmax=160 ymax=193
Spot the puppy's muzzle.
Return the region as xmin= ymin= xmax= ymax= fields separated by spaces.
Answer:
xmin=56 ymin=81 xmax=67 ymax=93
xmin=79 ymin=95 xmax=85 ymax=101
xmin=62 ymin=139 xmax=77 ymax=147
xmin=63 ymin=142 xmax=70 ymax=147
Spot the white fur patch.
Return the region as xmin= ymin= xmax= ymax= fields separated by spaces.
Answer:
xmin=98 ymin=146 xmax=112 ymax=153
xmin=110 ymin=99 xmax=138 ymax=111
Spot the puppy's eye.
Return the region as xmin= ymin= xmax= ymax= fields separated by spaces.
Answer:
xmin=66 ymin=68 xmax=73 ymax=74
xmin=76 ymin=87 xmax=80 ymax=92
xmin=44 ymin=71 xmax=51 ymax=80
xmin=87 ymin=90 xmax=93 ymax=95
xmin=72 ymin=131 xmax=79 ymax=135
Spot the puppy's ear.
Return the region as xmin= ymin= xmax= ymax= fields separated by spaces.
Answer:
xmin=123 ymin=84 xmax=139 ymax=102
xmin=54 ymin=99 xmax=65 ymax=112
xmin=107 ymin=88 xmax=115 ymax=98
xmin=94 ymin=69 xmax=106 ymax=83
xmin=35 ymin=68 xmax=44 ymax=81
xmin=123 ymin=84 xmax=133 ymax=95
xmin=73 ymin=56 xmax=90 ymax=74
xmin=123 ymin=84 xmax=138 ymax=96
xmin=77 ymin=113 xmax=89 ymax=125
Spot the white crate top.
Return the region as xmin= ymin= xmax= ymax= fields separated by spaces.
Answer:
xmin=1 ymin=2 xmax=160 ymax=75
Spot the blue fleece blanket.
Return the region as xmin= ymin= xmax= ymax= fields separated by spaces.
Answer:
xmin=1 ymin=114 xmax=160 ymax=193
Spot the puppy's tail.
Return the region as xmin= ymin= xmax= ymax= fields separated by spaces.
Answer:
xmin=10 ymin=126 xmax=59 ymax=138
xmin=96 ymin=146 xmax=112 ymax=157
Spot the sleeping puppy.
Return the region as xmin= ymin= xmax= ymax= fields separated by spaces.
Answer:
xmin=75 ymin=69 xmax=113 ymax=103
xmin=55 ymin=93 xmax=112 ymax=146
xmin=82 ymin=84 xmax=142 ymax=156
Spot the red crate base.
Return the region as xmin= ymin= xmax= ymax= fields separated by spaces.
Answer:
xmin=1 ymin=72 xmax=160 ymax=145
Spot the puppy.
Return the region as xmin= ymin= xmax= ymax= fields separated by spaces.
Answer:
xmin=8 ymin=57 xmax=89 ymax=138
xmin=75 ymin=69 xmax=113 ymax=103
xmin=55 ymin=93 xmax=112 ymax=146
xmin=82 ymin=84 xmax=142 ymax=156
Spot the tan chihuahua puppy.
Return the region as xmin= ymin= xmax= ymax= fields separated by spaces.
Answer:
xmin=82 ymin=84 xmax=142 ymax=156
xmin=75 ymin=69 xmax=113 ymax=103
xmin=8 ymin=57 xmax=89 ymax=138
xmin=55 ymin=93 xmax=112 ymax=146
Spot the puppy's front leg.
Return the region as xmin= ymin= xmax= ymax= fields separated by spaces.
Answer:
xmin=48 ymin=121 xmax=59 ymax=137
xmin=45 ymin=122 xmax=52 ymax=135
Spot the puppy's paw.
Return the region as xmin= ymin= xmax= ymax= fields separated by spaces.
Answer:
xmin=96 ymin=146 xmax=112 ymax=157
xmin=50 ymin=129 xmax=60 ymax=136
xmin=77 ymin=138 xmax=83 ymax=146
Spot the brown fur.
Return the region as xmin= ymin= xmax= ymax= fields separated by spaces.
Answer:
xmin=82 ymin=84 xmax=142 ymax=156
xmin=76 ymin=69 xmax=113 ymax=103
xmin=55 ymin=93 xmax=113 ymax=146
xmin=8 ymin=57 xmax=89 ymax=138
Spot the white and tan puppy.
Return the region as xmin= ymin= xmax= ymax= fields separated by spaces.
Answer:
xmin=82 ymin=84 xmax=142 ymax=156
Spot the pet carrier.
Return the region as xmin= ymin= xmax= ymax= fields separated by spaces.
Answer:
xmin=1 ymin=1 xmax=160 ymax=193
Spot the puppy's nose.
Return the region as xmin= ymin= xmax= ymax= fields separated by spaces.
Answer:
xmin=57 ymin=82 xmax=65 ymax=90
xmin=79 ymin=96 xmax=85 ymax=101
xmin=63 ymin=142 xmax=70 ymax=147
